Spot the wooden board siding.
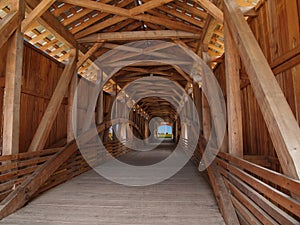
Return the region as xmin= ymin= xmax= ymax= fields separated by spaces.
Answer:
xmin=0 ymin=42 xmax=68 ymax=153
xmin=214 ymin=0 xmax=300 ymax=172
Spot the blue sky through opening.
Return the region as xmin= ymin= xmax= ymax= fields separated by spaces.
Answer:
xmin=158 ymin=125 xmax=172 ymax=134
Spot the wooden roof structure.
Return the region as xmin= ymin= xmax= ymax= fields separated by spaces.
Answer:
xmin=0 ymin=0 xmax=259 ymax=85
xmin=0 ymin=0 xmax=299 ymax=224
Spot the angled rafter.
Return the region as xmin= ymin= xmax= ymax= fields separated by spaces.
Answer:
xmin=154 ymin=4 xmax=205 ymax=28
xmin=0 ymin=0 xmax=11 ymax=9
xmin=171 ymin=1 xmax=208 ymax=20
xmin=69 ymin=0 xmax=132 ymax=34
xmin=144 ymin=10 xmax=202 ymax=33
xmin=74 ymin=0 xmax=200 ymax=39
xmin=21 ymin=0 xmax=56 ymax=33
xmin=223 ymin=0 xmax=300 ymax=179
xmin=26 ymin=0 xmax=77 ymax=48
xmin=61 ymin=0 xmax=130 ymax=17
xmin=193 ymin=0 xmax=223 ymax=23
xmin=129 ymin=0 xmax=174 ymax=15
xmin=77 ymin=42 xmax=104 ymax=69
xmin=0 ymin=11 xmax=19 ymax=49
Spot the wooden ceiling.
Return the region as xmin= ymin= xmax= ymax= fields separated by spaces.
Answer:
xmin=0 ymin=0 xmax=260 ymax=119
xmin=0 ymin=0 xmax=259 ymax=73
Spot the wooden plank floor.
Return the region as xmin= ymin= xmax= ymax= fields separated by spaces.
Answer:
xmin=1 ymin=144 xmax=225 ymax=225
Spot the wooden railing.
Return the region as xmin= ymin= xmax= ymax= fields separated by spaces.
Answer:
xmin=0 ymin=119 xmax=143 ymax=219
xmin=181 ymin=137 xmax=300 ymax=224
xmin=36 ymin=139 xmax=133 ymax=196
xmin=0 ymin=148 xmax=61 ymax=202
xmin=215 ymin=150 xmax=300 ymax=224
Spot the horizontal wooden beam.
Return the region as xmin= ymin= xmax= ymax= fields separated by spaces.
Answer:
xmin=223 ymin=0 xmax=300 ymax=179
xmin=78 ymin=30 xmax=201 ymax=43
xmin=0 ymin=118 xmax=139 ymax=219
xmin=0 ymin=11 xmax=19 ymax=49
xmin=77 ymin=42 xmax=104 ymax=69
xmin=271 ymin=45 xmax=300 ymax=74
xmin=74 ymin=0 xmax=198 ymax=39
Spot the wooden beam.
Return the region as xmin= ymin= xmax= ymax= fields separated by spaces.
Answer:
xmin=74 ymin=0 xmax=198 ymax=39
xmin=28 ymin=50 xmax=77 ymax=152
xmin=96 ymin=90 xmax=104 ymax=125
xmin=193 ymin=82 xmax=202 ymax=132
xmin=0 ymin=0 xmax=11 ymax=9
xmin=141 ymin=0 xmax=205 ymax=28
xmin=201 ymin=51 xmax=212 ymax=141
xmin=223 ymin=0 xmax=300 ymax=179
xmin=67 ymin=74 xmax=77 ymax=143
xmin=21 ymin=0 xmax=56 ymax=33
xmin=172 ymin=66 xmax=192 ymax=83
xmin=70 ymin=0 xmax=132 ymax=35
xmin=77 ymin=42 xmax=104 ymax=69
xmin=78 ymin=30 xmax=201 ymax=43
xmin=2 ymin=0 xmax=24 ymax=155
xmin=0 ymin=11 xmax=19 ymax=49
xmin=0 ymin=118 xmax=135 ymax=219
xmin=142 ymin=11 xmax=202 ymax=34
xmin=199 ymin=137 xmax=240 ymax=224
xmin=26 ymin=0 xmax=77 ymax=48
xmin=224 ymin=22 xmax=243 ymax=158
xmin=61 ymin=0 xmax=130 ymax=17
xmin=129 ymin=0 xmax=173 ymax=15
xmin=193 ymin=0 xmax=223 ymax=23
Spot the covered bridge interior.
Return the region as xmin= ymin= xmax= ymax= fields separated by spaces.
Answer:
xmin=0 ymin=0 xmax=299 ymax=224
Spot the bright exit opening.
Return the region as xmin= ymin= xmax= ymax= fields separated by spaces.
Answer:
xmin=157 ymin=125 xmax=172 ymax=139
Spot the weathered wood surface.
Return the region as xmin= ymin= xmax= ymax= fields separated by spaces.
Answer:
xmin=28 ymin=49 xmax=77 ymax=152
xmin=213 ymin=0 xmax=300 ymax=173
xmin=1 ymin=0 xmax=25 ymax=155
xmin=0 ymin=42 xmax=68 ymax=153
xmin=0 ymin=119 xmax=143 ymax=220
xmin=2 ymin=144 xmax=225 ymax=225
xmin=224 ymin=22 xmax=243 ymax=158
xmin=214 ymin=149 xmax=300 ymax=224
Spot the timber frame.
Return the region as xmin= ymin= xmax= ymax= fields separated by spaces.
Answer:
xmin=0 ymin=0 xmax=299 ymax=224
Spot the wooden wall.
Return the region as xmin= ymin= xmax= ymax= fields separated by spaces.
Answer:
xmin=214 ymin=0 xmax=300 ymax=171
xmin=0 ymin=42 xmax=68 ymax=153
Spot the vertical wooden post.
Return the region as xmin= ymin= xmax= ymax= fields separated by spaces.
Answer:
xmin=28 ymin=50 xmax=77 ymax=152
xmin=96 ymin=90 xmax=104 ymax=124
xmin=2 ymin=0 xmax=25 ymax=155
xmin=224 ymin=22 xmax=243 ymax=158
xmin=145 ymin=118 xmax=149 ymax=141
xmin=224 ymin=0 xmax=300 ymax=179
xmin=193 ymin=81 xmax=203 ymax=133
xmin=67 ymin=74 xmax=77 ymax=143
xmin=175 ymin=118 xmax=179 ymax=143
xmin=201 ymin=51 xmax=212 ymax=141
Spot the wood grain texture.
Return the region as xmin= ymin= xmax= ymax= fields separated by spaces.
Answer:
xmin=224 ymin=22 xmax=243 ymax=158
xmin=2 ymin=144 xmax=225 ymax=225
xmin=28 ymin=49 xmax=77 ymax=152
xmin=0 ymin=42 xmax=69 ymax=154
xmin=214 ymin=0 xmax=300 ymax=174
xmin=223 ymin=0 xmax=300 ymax=179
